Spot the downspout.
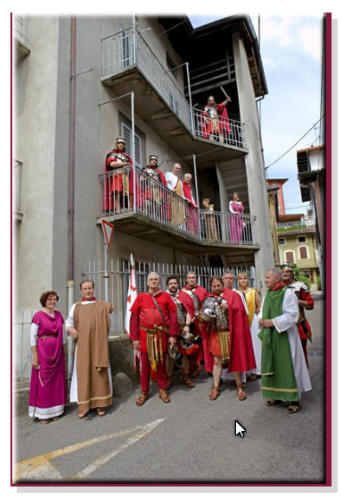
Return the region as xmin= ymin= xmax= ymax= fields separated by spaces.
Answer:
xmin=67 ymin=15 xmax=77 ymax=383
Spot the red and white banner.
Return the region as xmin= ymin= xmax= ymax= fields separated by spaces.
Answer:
xmin=125 ymin=254 xmax=139 ymax=369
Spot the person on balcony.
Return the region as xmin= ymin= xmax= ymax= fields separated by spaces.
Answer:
xmin=28 ymin=290 xmax=67 ymax=423
xmin=182 ymin=173 xmax=200 ymax=237
xmin=258 ymin=268 xmax=311 ymax=413
xmin=201 ymin=95 xmax=232 ymax=144
xmin=229 ymin=192 xmax=244 ymax=243
xmin=182 ymin=271 xmax=211 ymax=376
xmin=129 ymin=272 xmax=178 ymax=406
xmin=66 ymin=280 xmax=115 ymax=418
xmin=202 ymin=198 xmax=219 ymax=241
xmin=202 ymin=276 xmax=256 ymax=401
xmin=281 ymin=264 xmax=314 ymax=368
xmin=165 ymin=163 xmax=187 ymax=230
xmin=105 ymin=137 xmax=133 ymax=213
xmin=237 ymin=272 xmax=262 ymax=381
xmin=141 ymin=154 xmax=167 ymax=218
xmin=165 ymin=275 xmax=198 ymax=389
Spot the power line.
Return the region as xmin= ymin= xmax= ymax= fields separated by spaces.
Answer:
xmin=265 ymin=115 xmax=325 ymax=169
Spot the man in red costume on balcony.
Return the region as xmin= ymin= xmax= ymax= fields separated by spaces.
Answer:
xmin=141 ymin=154 xmax=167 ymax=217
xmin=165 ymin=276 xmax=199 ymax=389
xmin=104 ymin=138 xmax=133 ymax=213
xmin=182 ymin=271 xmax=212 ymax=375
xmin=202 ymin=276 xmax=256 ymax=401
xmin=129 ymin=272 xmax=178 ymax=406
xmin=281 ymin=264 xmax=314 ymax=367
xmin=182 ymin=173 xmax=200 ymax=237
xmin=201 ymin=95 xmax=232 ymax=143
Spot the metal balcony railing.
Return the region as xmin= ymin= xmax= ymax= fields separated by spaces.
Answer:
xmin=14 ymin=15 xmax=30 ymax=49
xmin=99 ymin=166 xmax=255 ymax=246
xmin=101 ymin=27 xmax=246 ymax=151
xmin=102 ymin=27 xmax=192 ymax=132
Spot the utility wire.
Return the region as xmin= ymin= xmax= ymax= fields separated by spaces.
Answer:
xmin=265 ymin=115 xmax=325 ymax=169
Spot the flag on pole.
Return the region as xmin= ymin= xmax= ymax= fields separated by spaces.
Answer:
xmin=125 ymin=254 xmax=139 ymax=369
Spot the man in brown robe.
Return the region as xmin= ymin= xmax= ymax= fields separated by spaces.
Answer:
xmin=66 ymin=280 xmax=115 ymax=418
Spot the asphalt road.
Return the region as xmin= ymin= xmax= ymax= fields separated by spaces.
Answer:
xmin=14 ymin=352 xmax=325 ymax=485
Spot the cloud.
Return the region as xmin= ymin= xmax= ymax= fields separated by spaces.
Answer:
xmin=297 ymin=25 xmax=322 ymax=60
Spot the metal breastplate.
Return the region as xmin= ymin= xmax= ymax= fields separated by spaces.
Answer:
xmin=144 ymin=167 xmax=159 ymax=181
xmin=202 ymin=296 xmax=229 ymax=331
xmin=170 ymin=295 xmax=186 ymax=326
xmin=205 ymin=105 xmax=218 ymax=119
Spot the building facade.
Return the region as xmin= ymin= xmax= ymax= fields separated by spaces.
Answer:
xmin=13 ymin=15 xmax=274 ymax=377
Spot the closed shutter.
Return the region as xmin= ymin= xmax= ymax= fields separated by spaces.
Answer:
xmin=120 ymin=119 xmax=143 ymax=168
xmin=285 ymin=251 xmax=294 ymax=264
xmin=299 ymin=246 xmax=308 ymax=259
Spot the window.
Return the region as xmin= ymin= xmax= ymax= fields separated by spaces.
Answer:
xmin=284 ymin=250 xmax=295 ymax=264
xmin=119 ymin=30 xmax=132 ymax=68
xmin=298 ymin=236 xmax=306 ymax=243
xmin=279 ymin=238 xmax=286 ymax=245
xmin=120 ymin=117 xmax=144 ymax=168
xmin=299 ymin=245 xmax=309 ymax=259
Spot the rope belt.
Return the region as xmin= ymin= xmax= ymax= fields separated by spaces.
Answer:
xmin=140 ymin=325 xmax=169 ymax=371
xmin=218 ymin=330 xmax=230 ymax=362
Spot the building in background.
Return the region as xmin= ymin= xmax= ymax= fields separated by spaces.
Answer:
xmin=266 ymin=178 xmax=287 ymax=216
xmin=13 ymin=14 xmax=273 ymax=382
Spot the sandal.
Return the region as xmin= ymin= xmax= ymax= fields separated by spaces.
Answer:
xmin=96 ymin=408 xmax=107 ymax=416
xmin=209 ymin=386 xmax=220 ymax=400
xmin=135 ymin=392 xmax=148 ymax=407
xmin=267 ymin=399 xmax=282 ymax=406
xmin=182 ymin=374 xmax=195 ymax=388
xmin=237 ymin=388 xmax=247 ymax=401
xmin=288 ymin=403 xmax=301 ymax=414
xmin=78 ymin=410 xmax=89 ymax=419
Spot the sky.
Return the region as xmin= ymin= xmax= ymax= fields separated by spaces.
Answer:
xmin=189 ymin=14 xmax=323 ymax=215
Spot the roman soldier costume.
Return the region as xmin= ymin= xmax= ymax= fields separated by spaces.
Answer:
xmin=201 ymin=97 xmax=232 ymax=140
xmin=104 ymin=138 xmax=133 ymax=212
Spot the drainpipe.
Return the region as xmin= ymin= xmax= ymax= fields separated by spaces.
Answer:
xmin=67 ymin=15 xmax=77 ymax=383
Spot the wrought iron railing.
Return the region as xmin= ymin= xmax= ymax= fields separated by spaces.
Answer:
xmin=99 ymin=166 xmax=255 ymax=246
xmin=101 ymin=27 xmax=246 ymax=150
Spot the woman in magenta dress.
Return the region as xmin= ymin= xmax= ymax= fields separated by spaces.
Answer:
xmin=229 ymin=192 xmax=244 ymax=243
xmin=28 ymin=291 xmax=67 ymax=423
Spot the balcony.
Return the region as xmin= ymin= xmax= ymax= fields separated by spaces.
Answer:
xmin=97 ymin=166 xmax=258 ymax=263
xmin=101 ymin=27 xmax=247 ymax=167
xmin=13 ymin=15 xmax=30 ymax=59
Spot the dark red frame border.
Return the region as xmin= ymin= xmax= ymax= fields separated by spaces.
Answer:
xmin=10 ymin=12 xmax=333 ymax=488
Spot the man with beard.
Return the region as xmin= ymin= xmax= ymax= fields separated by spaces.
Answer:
xmin=140 ymin=154 xmax=167 ymax=216
xmin=202 ymin=276 xmax=255 ymax=401
xmin=129 ymin=272 xmax=178 ymax=406
xmin=182 ymin=271 xmax=211 ymax=375
xmin=165 ymin=275 xmax=198 ymax=389
xmin=281 ymin=264 xmax=314 ymax=367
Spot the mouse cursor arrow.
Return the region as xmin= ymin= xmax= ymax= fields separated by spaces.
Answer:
xmin=235 ymin=420 xmax=246 ymax=438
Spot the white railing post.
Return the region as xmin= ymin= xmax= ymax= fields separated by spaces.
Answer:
xmin=132 ymin=15 xmax=136 ymax=64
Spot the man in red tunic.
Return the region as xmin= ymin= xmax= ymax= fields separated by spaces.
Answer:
xmin=129 ymin=272 xmax=178 ymax=406
xmin=140 ymin=154 xmax=167 ymax=216
xmin=165 ymin=275 xmax=198 ymax=389
xmin=281 ymin=264 xmax=314 ymax=367
xmin=201 ymin=95 xmax=232 ymax=143
xmin=105 ymin=138 xmax=133 ymax=213
xmin=202 ymin=276 xmax=255 ymax=401
xmin=182 ymin=271 xmax=212 ymax=375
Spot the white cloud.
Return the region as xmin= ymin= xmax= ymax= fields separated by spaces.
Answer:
xmin=298 ymin=25 xmax=322 ymax=60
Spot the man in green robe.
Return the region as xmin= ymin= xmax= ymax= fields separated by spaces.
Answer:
xmin=258 ymin=269 xmax=312 ymax=413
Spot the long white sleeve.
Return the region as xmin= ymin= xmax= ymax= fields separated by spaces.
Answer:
xmin=273 ymin=289 xmax=299 ymax=333
xmin=65 ymin=303 xmax=76 ymax=332
xmin=229 ymin=201 xmax=237 ymax=214
xmin=30 ymin=323 xmax=39 ymax=347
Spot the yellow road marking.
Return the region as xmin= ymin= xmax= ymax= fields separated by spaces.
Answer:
xmin=14 ymin=418 xmax=165 ymax=482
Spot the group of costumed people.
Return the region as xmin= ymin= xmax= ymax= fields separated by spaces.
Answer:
xmin=28 ymin=262 xmax=314 ymax=423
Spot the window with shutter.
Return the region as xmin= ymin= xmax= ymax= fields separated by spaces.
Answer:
xmin=120 ymin=118 xmax=144 ymax=168
xmin=299 ymin=246 xmax=308 ymax=259
xmin=285 ymin=251 xmax=295 ymax=264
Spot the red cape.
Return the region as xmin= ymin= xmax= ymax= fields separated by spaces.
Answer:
xmin=176 ymin=290 xmax=195 ymax=318
xmin=221 ymin=288 xmax=256 ymax=372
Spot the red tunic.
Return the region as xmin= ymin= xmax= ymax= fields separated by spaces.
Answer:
xmin=201 ymin=102 xmax=232 ymax=139
xmin=129 ymin=291 xmax=178 ymax=353
xmin=209 ymin=289 xmax=256 ymax=372
xmin=105 ymin=149 xmax=133 ymax=193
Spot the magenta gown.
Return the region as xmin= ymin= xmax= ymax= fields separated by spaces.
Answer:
xmin=28 ymin=311 xmax=67 ymax=420
xmin=229 ymin=201 xmax=244 ymax=243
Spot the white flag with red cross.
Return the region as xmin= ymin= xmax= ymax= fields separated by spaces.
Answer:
xmin=125 ymin=253 xmax=138 ymax=338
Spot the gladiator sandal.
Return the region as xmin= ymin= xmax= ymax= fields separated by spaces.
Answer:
xmin=182 ymin=374 xmax=195 ymax=388
xmin=135 ymin=392 xmax=149 ymax=407
xmin=159 ymin=389 xmax=170 ymax=403
xmin=209 ymin=386 xmax=220 ymax=400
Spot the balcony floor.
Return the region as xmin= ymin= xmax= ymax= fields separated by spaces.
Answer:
xmin=97 ymin=211 xmax=258 ymax=265
xmin=101 ymin=67 xmax=247 ymax=169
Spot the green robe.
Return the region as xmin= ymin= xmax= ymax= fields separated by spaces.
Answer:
xmin=258 ymin=287 xmax=298 ymax=401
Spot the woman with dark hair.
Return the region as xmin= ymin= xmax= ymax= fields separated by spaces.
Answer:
xmin=28 ymin=291 xmax=67 ymax=423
